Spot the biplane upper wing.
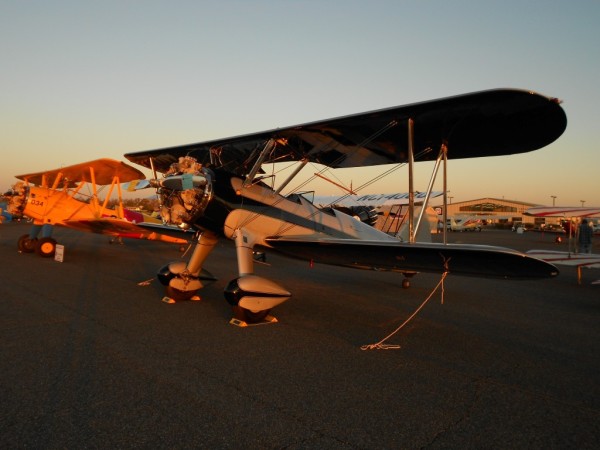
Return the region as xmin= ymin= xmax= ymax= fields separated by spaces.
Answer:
xmin=124 ymin=89 xmax=566 ymax=173
xmin=15 ymin=158 xmax=145 ymax=187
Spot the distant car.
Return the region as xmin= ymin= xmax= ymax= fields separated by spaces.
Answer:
xmin=541 ymin=224 xmax=566 ymax=233
xmin=512 ymin=223 xmax=535 ymax=232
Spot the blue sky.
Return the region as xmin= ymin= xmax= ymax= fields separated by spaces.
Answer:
xmin=1 ymin=0 xmax=599 ymax=206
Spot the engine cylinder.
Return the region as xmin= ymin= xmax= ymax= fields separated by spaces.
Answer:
xmin=153 ymin=156 xmax=213 ymax=228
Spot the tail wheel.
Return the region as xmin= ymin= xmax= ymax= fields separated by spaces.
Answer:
xmin=402 ymin=272 xmax=417 ymax=289
xmin=232 ymin=305 xmax=271 ymax=324
xmin=18 ymin=234 xmax=37 ymax=253
xmin=36 ymin=237 xmax=57 ymax=257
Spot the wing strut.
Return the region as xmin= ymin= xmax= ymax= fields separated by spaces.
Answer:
xmin=243 ymin=139 xmax=276 ymax=188
xmin=274 ymin=158 xmax=308 ymax=196
xmin=414 ymin=144 xmax=446 ymax=234
xmin=442 ymin=142 xmax=448 ymax=245
xmin=148 ymin=157 xmax=165 ymax=215
xmin=406 ymin=117 xmax=449 ymax=244
xmin=51 ymin=172 xmax=64 ymax=190
xmin=408 ymin=118 xmax=415 ymax=243
xmin=89 ymin=166 xmax=99 ymax=213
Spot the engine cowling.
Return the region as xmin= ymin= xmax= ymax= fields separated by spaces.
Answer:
xmin=151 ymin=157 xmax=213 ymax=229
xmin=6 ymin=182 xmax=29 ymax=219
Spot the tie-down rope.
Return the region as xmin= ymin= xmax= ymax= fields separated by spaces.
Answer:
xmin=361 ymin=257 xmax=450 ymax=350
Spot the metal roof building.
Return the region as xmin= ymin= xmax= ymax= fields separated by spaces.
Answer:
xmin=432 ymin=197 xmax=542 ymax=225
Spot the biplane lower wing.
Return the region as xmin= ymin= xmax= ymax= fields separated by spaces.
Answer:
xmin=62 ymin=219 xmax=190 ymax=245
xmin=266 ymin=238 xmax=559 ymax=279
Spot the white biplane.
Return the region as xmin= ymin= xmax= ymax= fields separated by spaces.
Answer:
xmin=525 ymin=205 xmax=600 ymax=284
xmin=122 ymin=89 xmax=566 ymax=323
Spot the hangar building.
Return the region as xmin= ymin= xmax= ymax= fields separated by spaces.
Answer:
xmin=432 ymin=197 xmax=544 ymax=227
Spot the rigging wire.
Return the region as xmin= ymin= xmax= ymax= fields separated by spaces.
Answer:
xmin=267 ymin=119 xmax=400 ymax=200
xmin=232 ymin=119 xmax=427 ymax=235
xmin=272 ymin=147 xmax=432 ymax=237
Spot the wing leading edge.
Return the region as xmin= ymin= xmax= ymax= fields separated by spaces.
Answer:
xmin=124 ymin=89 xmax=567 ymax=173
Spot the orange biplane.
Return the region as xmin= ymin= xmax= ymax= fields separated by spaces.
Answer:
xmin=6 ymin=158 xmax=190 ymax=257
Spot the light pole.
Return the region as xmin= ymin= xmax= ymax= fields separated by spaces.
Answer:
xmin=551 ymin=195 xmax=556 ymax=206
xmin=581 ymin=200 xmax=586 ymax=207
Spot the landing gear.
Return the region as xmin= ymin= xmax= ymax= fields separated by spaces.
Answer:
xmin=18 ymin=224 xmax=56 ymax=256
xmin=232 ymin=305 xmax=272 ymax=323
xmin=166 ymin=285 xmax=199 ymax=302
xmin=401 ymin=272 xmax=416 ymax=289
xmin=222 ymin=230 xmax=291 ymax=324
xmin=18 ymin=234 xmax=37 ymax=253
xmin=157 ymin=232 xmax=218 ymax=303
xmin=36 ymin=237 xmax=57 ymax=257
xmin=224 ymin=275 xmax=289 ymax=324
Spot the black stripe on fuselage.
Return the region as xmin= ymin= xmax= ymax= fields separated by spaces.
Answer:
xmin=196 ymin=170 xmax=360 ymax=239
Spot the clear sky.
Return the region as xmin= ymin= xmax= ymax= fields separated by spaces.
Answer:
xmin=1 ymin=0 xmax=598 ymax=206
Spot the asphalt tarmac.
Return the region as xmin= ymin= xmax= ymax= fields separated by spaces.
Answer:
xmin=1 ymin=222 xmax=598 ymax=449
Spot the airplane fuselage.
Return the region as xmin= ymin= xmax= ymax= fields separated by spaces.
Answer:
xmin=222 ymin=175 xmax=398 ymax=246
xmin=157 ymin=167 xmax=397 ymax=246
xmin=10 ymin=185 xmax=119 ymax=225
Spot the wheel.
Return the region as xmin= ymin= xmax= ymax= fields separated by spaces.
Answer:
xmin=165 ymin=285 xmax=198 ymax=302
xmin=36 ymin=237 xmax=57 ymax=257
xmin=232 ymin=305 xmax=271 ymax=324
xmin=18 ymin=234 xmax=37 ymax=253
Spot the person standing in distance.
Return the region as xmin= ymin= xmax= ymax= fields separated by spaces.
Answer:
xmin=578 ymin=219 xmax=594 ymax=253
